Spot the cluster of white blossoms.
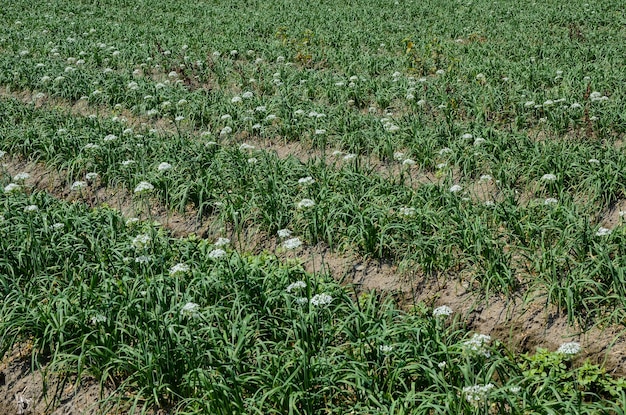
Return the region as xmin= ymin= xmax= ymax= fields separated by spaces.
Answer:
xmin=286 ymin=280 xmax=306 ymax=293
xmin=541 ymin=173 xmax=557 ymax=182
xmin=310 ymin=293 xmax=333 ymax=306
xmin=462 ymin=334 xmax=491 ymax=358
xmin=589 ymin=91 xmax=609 ymax=102
xmin=180 ymin=302 xmax=200 ymax=318
xmin=24 ymin=205 xmax=39 ymax=213
xmin=282 ymin=237 xmax=303 ymax=250
xmin=379 ymin=345 xmax=393 ymax=353
xmin=125 ymin=217 xmax=140 ymax=226
xmin=298 ymin=177 xmax=315 ymax=185
xmin=132 ymin=234 xmax=151 ymax=250
xmin=13 ymin=172 xmax=30 ymax=182
xmin=208 ymin=248 xmax=226 ymax=259
xmin=215 ymin=237 xmax=230 ymax=247
xmin=449 ymin=185 xmax=463 ymax=193
xmin=71 ymin=181 xmax=87 ymax=191
xmin=462 ymin=383 xmax=495 ymax=406
xmin=85 ymin=172 xmax=99 ymax=181
xmin=135 ymin=255 xmax=152 ymax=264
xmin=134 ymin=181 xmax=154 ymax=194
xmin=4 ymin=183 xmax=21 ymax=194
xmin=398 ymin=207 xmax=416 ymax=217
xmin=595 ymin=227 xmax=611 ymax=237
xmin=169 ymin=263 xmax=190 ymax=277
xmin=557 ymin=341 xmax=582 ymax=355
xmin=157 ymin=162 xmax=172 ymax=172
xmin=277 ymin=228 xmax=292 ymax=239
xmin=297 ymin=199 xmax=315 ymax=209
xmin=432 ymin=305 xmax=453 ymax=318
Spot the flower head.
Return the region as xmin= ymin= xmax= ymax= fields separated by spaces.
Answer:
xmin=215 ymin=237 xmax=230 ymax=247
xmin=208 ymin=248 xmax=226 ymax=259
xmin=557 ymin=342 xmax=581 ymax=355
xmin=85 ymin=172 xmax=99 ymax=181
xmin=180 ymin=302 xmax=200 ymax=317
xmin=432 ymin=305 xmax=453 ymax=317
xmin=379 ymin=345 xmax=393 ymax=353
xmin=135 ymin=255 xmax=152 ymax=264
xmin=541 ymin=173 xmax=557 ymax=182
xmin=298 ymin=176 xmax=315 ymax=185
xmin=169 ymin=263 xmax=190 ymax=277
xmin=310 ymin=293 xmax=333 ymax=306
xmin=449 ymin=184 xmax=462 ymax=193
xmin=398 ymin=207 xmax=416 ymax=217
xmin=71 ymin=181 xmax=87 ymax=191
xmin=157 ymin=162 xmax=172 ymax=172
xmin=272 ymin=228 xmax=291 ymax=240
xmin=4 ymin=183 xmax=21 ymax=194
xmin=462 ymin=384 xmax=495 ymax=406
xmin=24 ymin=205 xmax=38 ymax=213
xmin=297 ymin=199 xmax=315 ymax=209
xmin=282 ymin=237 xmax=303 ymax=250
xmin=462 ymin=334 xmax=491 ymax=358
xmin=286 ymin=281 xmax=306 ymax=293
xmin=132 ymin=233 xmax=151 ymax=250
xmin=134 ymin=181 xmax=154 ymax=194
xmin=13 ymin=172 xmax=30 ymax=182
xmin=595 ymin=227 xmax=611 ymax=237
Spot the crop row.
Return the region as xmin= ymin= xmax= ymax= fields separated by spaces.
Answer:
xmin=0 ymin=0 xmax=625 ymax=154
xmin=2 ymin=98 xmax=626 ymax=326
xmin=1 ymin=188 xmax=625 ymax=413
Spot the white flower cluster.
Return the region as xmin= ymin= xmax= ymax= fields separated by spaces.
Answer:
xmin=277 ymin=228 xmax=292 ymax=239
xmin=398 ymin=207 xmax=416 ymax=217
xmin=286 ymin=281 xmax=306 ymax=293
xmin=157 ymin=162 xmax=172 ymax=172
xmin=462 ymin=334 xmax=491 ymax=358
xmin=298 ymin=176 xmax=315 ymax=185
xmin=135 ymin=255 xmax=152 ymax=264
xmin=71 ymin=181 xmax=87 ymax=191
xmin=595 ymin=227 xmax=611 ymax=237
xmin=13 ymin=172 xmax=30 ymax=182
xmin=169 ymin=263 xmax=190 ymax=277
xmin=541 ymin=173 xmax=557 ymax=182
xmin=180 ymin=302 xmax=200 ymax=318
xmin=379 ymin=345 xmax=393 ymax=353
xmin=4 ymin=183 xmax=21 ymax=194
xmin=282 ymin=237 xmax=303 ymax=250
xmin=134 ymin=181 xmax=154 ymax=194
xmin=132 ymin=233 xmax=151 ymax=250
xmin=432 ymin=305 xmax=453 ymax=318
xmin=557 ymin=341 xmax=581 ymax=355
xmin=85 ymin=172 xmax=99 ymax=181
xmin=310 ymin=293 xmax=333 ymax=306
xmin=208 ymin=248 xmax=226 ymax=259
xmin=215 ymin=237 xmax=230 ymax=247
xmin=297 ymin=199 xmax=315 ymax=209
xmin=462 ymin=383 xmax=494 ymax=406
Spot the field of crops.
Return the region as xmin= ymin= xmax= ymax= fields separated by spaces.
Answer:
xmin=1 ymin=0 xmax=626 ymax=413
